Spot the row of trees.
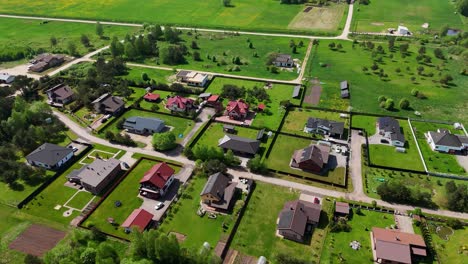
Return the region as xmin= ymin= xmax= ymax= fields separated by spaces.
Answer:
xmin=445 ymin=181 xmax=468 ymax=213
xmin=377 ymin=181 xmax=436 ymax=209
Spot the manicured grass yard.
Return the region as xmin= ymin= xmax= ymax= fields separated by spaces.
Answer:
xmin=267 ymin=134 xmax=345 ymax=185
xmin=159 ymin=175 xmax=231 ymax=250
xmin=353 ymin=0 xmax=464 ymax=33
xmin=100 ymin=109 xmax=195 ymax=143
xmin=74 ymin=107 xmax=102 ymax=126
xmin=352 ymin=115 xmax=376 ymax=134
xmin=282 ymin=108 xmax=349 ymax=138
xmin=65 ymin=191 xmax=95 ymax=210
xmin=206 ymin=77 xmax=301 ymax=130
xmin=368 ymin=121 xmax=424 ymax=171
xmin=137 ymin=90 xmax=176 ymax=113
xmin=123 ymin=67 xmax=175 ymax=85
xmin=411 ymin=121 xmax=467 ymax=175
xmin=84 ymin=159 xmax=180 ymax=238
xmin=321 ymin=209 xmax=395 ymax=264
xmin=125 ymin=87 xmax=147 ymax=107
xmin=428 ymin=223 xmax=468 ymax=264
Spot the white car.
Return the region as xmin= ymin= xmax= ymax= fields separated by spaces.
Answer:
xmin=155 ymin=202 xmax=164 ymax=210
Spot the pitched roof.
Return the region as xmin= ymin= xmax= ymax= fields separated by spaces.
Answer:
xmin=378 ymin=117 xmax=405 ymax=143
xmin=226 ymin=99 xmax=249 ymax=114
xmin=218 ymin=134 xmax=260 ymax=155
xmin=123 ymin=116 xmax=165 ymax=133
xmin=121 ymin=208 xmax=154 ymax=231
xmin=335 ymin=202 xmax=349 ymax=214
xmin=341 ymin=89 xmax=349 ymax=98
xmin=46 ymin=84 xmax=75 ymax=100
xmin=199 ymin=92 xmax=212 ymax=98
xmin=92 ymin=93 xmax=124 ymax=112
xmin=306 ymin=118 xmax=345 ymax=136
xmin=207 ymin=95 xmax=220 ymax=102
xmin=26 ymin=143 xmax=73 ymax=167
xmin=428 ymin=130 xmax=465 ymax=148
xmin=340 ymin=81 xmax=349 ymax=90
xmin=293 ymin=145 xmax=330 ymax=168
xmin=166 ymin=96 xmax=194 ymax=109
xmin=67 ymin=158 xmax=121 ymax=188
xmin=140 ymin=162 xmax=175 ymax=189
xmin=143 ymin=93 xmax=160 ymax=101
xmin=258 ymin=103 xmax=266 ymax=110
xmin=278 ymin=200 xmax=322 ymax=235
xmin=274 ymin=54 xmax=293 ymax=63
xmin=0 ymin=73 xmax=15 ymax=83
xmin=292 ymin=85 xmax=301 ymax=98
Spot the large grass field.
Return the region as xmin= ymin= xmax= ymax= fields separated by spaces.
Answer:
xmin=352 ymin=0 xmax=465 ymax=33
xmin=83 ymin=158 xmax=180 ymax=238
xmin=368 ymin=121 xmax=425 ymax=171
xmin=230 ymin=182 xmax=328 ymax=263
xmin=159 ymin=175 xmax=232 ymax=250
xmin=0 ymin=18 xmax=135 ymax=66
xmin=352 ymin=115 xmax=376 ymax=134
xmin=122 ymin=67 xmax=175 ymax=85
xmin=305 ymin=40 xmax=468 ymax=124
xmin=267 ymin=134 xmax=346 ymax=185
xmin=282 ymin=108 xmax=349 ymax=138
xmin=0 ymin=1 xmax=347 ymax=33
xmin=411 ymin=121 xmax=467 ymax=175
xmin=428 ymin=222 xmax=468 ymax=264
xmin=320 ymin=209 xmax=395 ymax=264
xmin=205 ymin=77 xmax=301 ymax=130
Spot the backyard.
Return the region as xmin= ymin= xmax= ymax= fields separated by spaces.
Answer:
xmin=282 ymin=108 xmax=349 ymax=138
xmin=159 ymin=175 xmax=232 ymax=250
xmin=428 ymin=222 xmax=468 ymax=264
xmin=83 ymin=158 xmax=180 ymax=238
xmin=267 ymin=134 xmax=346 ymax=185
xmin=320 ymin=209 xmax=395 ymax=264
xmin=122 ymin=66 xmax=175 ymax=85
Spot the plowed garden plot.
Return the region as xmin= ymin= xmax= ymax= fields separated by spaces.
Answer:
xmin=9 ymin=224 xmax=66 ymax=256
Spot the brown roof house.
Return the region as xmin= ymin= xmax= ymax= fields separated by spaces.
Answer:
xmin=46 ymin=84 xmax=75 ymax=105
xmin=277 ymin=200 xmax=321 ymax=243
xmin=371 ymin=227 xmax=427 ymax=264
xmin=26 ymin=143 xmax=74 ymax=170
xmin=334 ymin=202 xmax=350 ymax=217
xmin=291 ymin=144 xmax=331 ymax=173
xmin=225 ymin=99 xmax=249 ymax=120
xmin=28 ymin=54 xmax=65 ymax=72
xmin=200 ymin=172 xmax=238 ymax=212
xmin=67 ymin=158 xmax=122 ymax=195
xmin=92 ymin=93 xmax=125 ymax=115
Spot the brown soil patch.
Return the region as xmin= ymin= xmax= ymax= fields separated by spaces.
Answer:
xmin=303 ymin=7 xmax=313 ymax=13
xmin=214 ymin=241 xmax=226 ymax=257
xmin=9 ymin=224 xmax=66 ymax=256
xmin=304 ymin=78 xmax=322 ymax=105
xmin=169 ymin=232 xmax=186 ymax=243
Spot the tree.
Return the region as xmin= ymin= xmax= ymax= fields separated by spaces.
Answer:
xmin=96 ymin=22 xmax=104 ymax=38
xmin=80 ymin=34 xmax=90 ymax=47
xmin=384 ymin=98 xmax=394 ymax=110
xmin=24 ymin=254 xmax=43 ymax=264
xmin=377 ymin=95 xmax=387 ymax=103
xmin=399 ymin=98 xmax=410 ymax=109
xmin=291 ymin=45 xmax=297 ymax=54
xmin=445 ymin=181 xmax=467 ymax=212
xmin=411 ymin=89 xmax=419 ymax=96
xmin=275 ymin=253 xmax=308 ymax=264
xmin=221 ymin=84 xmax=245 ymax=100
xmin=96 ymin=242 xmax=119 ymax=264
xmin=440 ymin=74 xmax=453 ymax=85
xmin=362 ymin=66 xmax=368 ymax=73
xmin=328 ymin=42 xmax=336 ymax=49
xmin=418 ymin=46 xmax=426 ymax=55
xmin=440 ymin=24 xmax=449 ymax=37
xmin=434 ymin=48 xmax=444 ymax=59
xmin=50 ymin=36 xmax=57 ymax=47
xmin=399 ymin=43 xmax=409 ymax=55
xmin=152 ymin=132 xmax=176 ymax=151
xmin=110 ymin=36 xmax=124 ymax=57
xmin=248 ymin=42 xmax=254 ymax=49
xmin=395 ymin=67 xmax=401 ymax=74
xmin=224 ymin=149 xmax=241 ymax=166
xmin=360 ymin=0 xmax=370 ymax=5
xmin=447 ymin=218 xmax=463 ymax=229
xmin=336 ymin=43 xmax=343 ymax=50
xmin=141 ymin=72 xmax=149 ymax=81
xmin=80 ymin=248 xmax=97 ymax=264
xmin=124 ymin=42 xmax=137 ymax=60
xmin=67 ymin=41 xmax=77 ymax=56
xmin=160 ymin=45 xmax=186 ymax=65
xmin=387 ymin=37 xmax=395 ymax=50
xmin=457 ymin=0 xmax=468 ymax=16
xmin=247 ymin=155 xmax=268 ymax=174
xmin=193 ymin=51 xmax=202 ymax=61
xmin=191 ymin=40 xmax=199 ymax=49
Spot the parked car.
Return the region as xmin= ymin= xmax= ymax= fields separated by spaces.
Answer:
xmin=380 ymin=139 xmax=389 ymax=144
xmin=155 ymin=202 xmax=164 ymax=210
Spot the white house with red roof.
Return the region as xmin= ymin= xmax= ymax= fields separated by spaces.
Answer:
xmin=225 ymin=99 xmax=249 ymax=120
xmin=121 ymin=208 xmax=154 ymax=232
xmin=139 ymin=162 xmax=175 ymax=199
xmin=166 ymin=96 xmax=194 ymax=113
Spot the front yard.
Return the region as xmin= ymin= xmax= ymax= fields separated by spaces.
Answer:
xmin=282 ymin=108 xmax=349 ymax=138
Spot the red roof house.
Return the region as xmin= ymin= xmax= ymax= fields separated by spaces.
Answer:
xmin=143 ymin=93 xmax=160 ymax=102
xmin=226 ymin=99 xmax=249 ymax=120
xmin=166 ymin=96 xmax=194 ymax=112
xmin=121 ymin=208 xmax=154 ymax=232
xmin=257 ymin=103 xmax=266 ymax=111
xmin=207 ymin=95 xmax=220 ymax=103
xmin=139 ymin=162 xmax=175 ymax=199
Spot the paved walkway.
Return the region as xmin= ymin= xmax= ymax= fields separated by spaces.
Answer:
xmin=181 ymin=107 xmax=214 ymax=147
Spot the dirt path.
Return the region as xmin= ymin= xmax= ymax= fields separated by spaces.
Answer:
xmin=304 ymin=78 xmax=322 ymax=105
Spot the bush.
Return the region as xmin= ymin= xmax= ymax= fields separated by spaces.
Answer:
xmin=247 ymin=155 xmax=268 ymax=174
xmin=152 ymin=132 xmax=176 ymax=151
xmin=446 ymin=218 xmax=463 ymax=229
xmin=399 ymin=98 xmax=410 ymax=109
xmin=377 ymin=95 xmax=387 ymax=103
xmin=384 ymin=98 xmax=394 ymax=110
xmin=411 ymin=89 xmax=419 ymax=96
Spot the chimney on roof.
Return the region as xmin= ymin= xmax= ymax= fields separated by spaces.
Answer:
xmin=395 ymin=236 xmax=400 ymax=241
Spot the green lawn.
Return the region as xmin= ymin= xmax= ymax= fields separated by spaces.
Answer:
xmin=320 ymin=209 xmax=395 ymax=264
xmin=0 ymin=0 xmax=345 ymax=33
xmin=137 ymin=90 xmax=175 ymax=113
xmin=267 ymin=134 xmax=346 ymax=185
xmin=368 ymin=121 xmax=424 ymax=171
xmin=352 ymin=115 xmax=376 ymax=134
xmin=159 ymin=175 xmax=231 ymax=250
xmin=0 ymin=18 xmax=135 ymax=66
xmin=282 ymin=108 xmax=349 ymax=138
xmin=100 ymin=109 xmax=195 ymax=143
xmin=428 ymin=222 xmax=468 ymax=264
xmin=411 ymin=121 xmax=467 ymax=175
xmin=352 ymin=0 xmax=465 ymax=33
xmin=230 ymin=182 xmax=313 ymax=262
xmin=125 ymin=87 xmax=147 ymax=107
xmin=74 ymin=107 xmax=102 ymax=126
xmin=205 ymin=77 xmax=301 ymax=130
xmin=122 ymin=67 xmax=175 ymax=85
xmin=65 ymin=191 xmax=95 ymax=210
xmin=305 ymin=40 xmax=468 ymax=124
xmin=83 ymin=159 xmax=180 ymax=238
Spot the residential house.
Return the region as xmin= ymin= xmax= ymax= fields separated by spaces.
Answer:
xmin=426 ymin=129 xmax=468 ymax=153
xmin=277 ymin=200 xmax=321 ymax=242
xmin=46 ymin=84 xmax=75 ymax=105
xmin=371 ymin=227 xmax=427 ymax=264
xmin=304 ymin=118 xmax=345 ymax=139
xmin=225 ymin=99 xmax=249 ymax=120
xmin=334 ymin=202 xmax=350 ymax=217
xmin=143 ymin=93 xmax=160 ymax=102
xmin=26 ymin=143 xmax=74 ymax=170
xmin=121 ymin=208 xmax=154 ymax=232
xmin=139 ymin=162 xmax=175 ymax=199
xmin=67 ymin=158 xmax=122 ymax=195
xmin=377 ymin=117 xmax=405 ymax=147
xmin=166 ymin=96 xmax=195 ymax=113
xmin=28 ymin=54 xmax=65 ymax=72
xmin=123 ymin=116 xmax=165 ymax=135
xmin=218 ymin=134 xmax=260 ymax=155
xmin=291 ymin=144 xmax=330 ymax=173
xmin=207 ymin=95 xmax=221 ymax=107
xmin=340 ymin=81 xmax=350 ymax=99
xmin=273 ymin=54 xmax=294 ymax=68
xmin=0 ymin=73 xmax=15 ymax=84
xmin=176 ymin=70 xmax=209 ymax=87
xmin=200 ymin=172 xmax=238 ymax=211
xmin=92 ymin=93 xmax=125 ymax=115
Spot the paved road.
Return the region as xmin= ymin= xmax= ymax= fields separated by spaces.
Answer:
xmin=348 ymin=130 xmax=365 ymax=199
xmin=181 ymin=107 xmax=214 ymax=147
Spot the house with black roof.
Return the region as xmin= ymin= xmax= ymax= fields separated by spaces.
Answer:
xmin=92 ymin=93 xmax=125 ymax=115
xmin=123 ymin=116 xmax=165 ymax=135
xmin=26 ymin=143 xmax=74 ymax=170
xmin=46 ymin=84 xmax=75 ymax=105
xmin=277 ymin=200 xmax=321 ymax=242
xmin=200 ymin=172 xmax=238 ymax=212
xmin=304 ymin=117 xmax=345 ymax=139
xmin=377 ymin=117 xmax=405 ymax=147
xmin=426 ymin=128 xmax=468 ymax=153
xmin=291 ymin=144 xmax=330 ymax=173
xmin=218 ymin=134 xmax=260 ymax=155
xmin=273 ymin=54 xmax=294 ymax=68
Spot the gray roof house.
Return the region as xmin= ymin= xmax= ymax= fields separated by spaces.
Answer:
xmin=0 ymin=73 xmax=15 ymax=84
xmin=123 ymin=116 xmax=165 ymax=135
xmin=378 ymin=117 xmax=405 ymax=147
xmin=46 ymin=84 xmax=75 ymax=105
xmin=200 ymin=172 xmax=238 ymax=211
xmin=274 ymin=54 xmax=294 ymax=68
xmin=67 ymin=158 xmax=122 ymax=195
xmin=426 ymin=128 xmax=468 ymax=153
xmin=277 ymin=200 xmax=322 ymax=242
xmin=26 ymin=143 xmax=74 ymax=170
xmin=304 ymin=118 xmax=345 ymax=139
xmin=218 ymin=134 xmax=260 ymax=155
xmin=92 ymin=93 xmax=125 ymax=114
